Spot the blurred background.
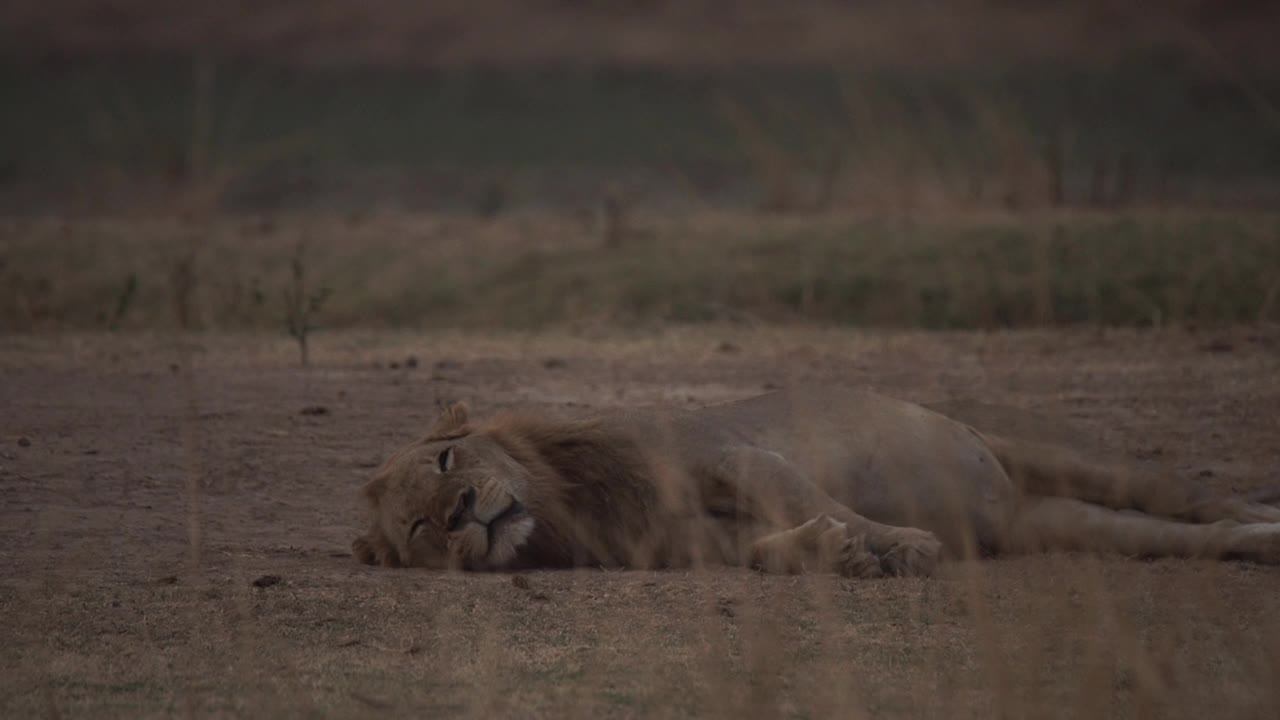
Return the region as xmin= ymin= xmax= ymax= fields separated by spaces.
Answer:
xmin=2 ymin=0 xmax=1279 ymax=333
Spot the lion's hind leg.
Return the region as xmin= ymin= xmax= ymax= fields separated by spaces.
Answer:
xmin=1187 ymin=494 xmax=1280 ymax=525
xmin=1007 ymin=497 xmax=1280 ymax=563
xmin=986 ymin=434 xmax=1280 ymax=526
xmin=749 ymin=516 xmax=884 ymax=578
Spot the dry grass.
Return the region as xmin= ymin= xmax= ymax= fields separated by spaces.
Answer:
xmin=3 ymin=211 xmax=1278 ymax=333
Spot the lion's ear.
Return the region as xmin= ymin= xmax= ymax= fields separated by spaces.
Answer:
xmin=361 ymin=474 xmax=389 ymax=503
xmin=427 ymin=401 xmax=470 ymax=439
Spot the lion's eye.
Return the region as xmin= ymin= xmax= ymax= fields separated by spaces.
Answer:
xmin=437 ymin=446 xmax=455 ymax=473
xmin=446 ymin=487 xmax=474 ymax=532
xmin=408 ymin=518 xmax=427 ymax=540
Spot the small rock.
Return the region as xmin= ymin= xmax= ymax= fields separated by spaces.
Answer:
xmin=1201 ymin=339 xmax=1234 ymax=353
xmin=512 ymin=574 xmax=549 ymax=600
xmin=389 ymin=362 xmax=400 ymax=370
xmin=300 ymin=406 xmax=329 ymax=416
xmin=252 ymin=574 xmax=283 ymax=588
xmin=156 ymin=575 xmax=179 ymax=585
xmin=17 ymin=437 xmax=31 ymax=448
xmin=542 ymin=357 xmax=567 ymax=370
xmin=717 ymin=598 xmax=737 ymax=618
xmin=1198 ymin=468 xmax=1215 ymax=478
xmin=716 ymin=341 xmax=742 ymax=354
xmin=405 ymin=355 xmax=419 ymax=369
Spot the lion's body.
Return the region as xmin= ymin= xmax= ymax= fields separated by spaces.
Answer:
xmin=624 ymin=388 xmax=1016 ymax=553
xmin=355 ymin=388 xmax=1280 ymax=576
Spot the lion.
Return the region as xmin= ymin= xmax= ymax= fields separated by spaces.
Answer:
xmin=353 ymin=387 xmax=1280 ymax=577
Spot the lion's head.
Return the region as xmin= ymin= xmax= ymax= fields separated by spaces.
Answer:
xmin=354 ymin=401 xmax=673 ymax=572
xmin=352 ymin=402 xmax=540 ymax=570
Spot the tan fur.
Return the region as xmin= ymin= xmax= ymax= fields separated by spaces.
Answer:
xmin=354 ymin=389 xmax=1280 ymax=577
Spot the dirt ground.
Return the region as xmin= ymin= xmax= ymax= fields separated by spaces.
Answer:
xmin=2 ymin=327 xmax=1279 ymax=719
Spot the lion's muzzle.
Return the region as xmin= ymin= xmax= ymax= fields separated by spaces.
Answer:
xmin=450 ymin=484 xmax=535 ymax=569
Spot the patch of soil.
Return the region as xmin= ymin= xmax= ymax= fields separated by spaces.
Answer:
xmin=1 ymin=328 xmax=1278 ymax=718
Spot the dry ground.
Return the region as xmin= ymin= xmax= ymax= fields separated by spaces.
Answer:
xmin=2 ymin=327 xmax=1280 ymax=719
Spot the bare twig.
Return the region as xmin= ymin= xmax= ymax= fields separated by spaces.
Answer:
xmin=282 ymin=237 xmax=332 ymax=366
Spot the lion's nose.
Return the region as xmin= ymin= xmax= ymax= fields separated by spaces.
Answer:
xmin=472 ymin=484 xmax=519 ymax=525
xmin=447 ymin=487 xmax=476 ymax=531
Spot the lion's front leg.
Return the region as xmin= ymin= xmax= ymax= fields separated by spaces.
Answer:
xmin=749 ymin=516 xmax=883 ymax=578
xmin=711 ymin=445 xmax=942 ymax=578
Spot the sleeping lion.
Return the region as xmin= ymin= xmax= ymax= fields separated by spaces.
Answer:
xmin=353 ymin=388 xmax=1280 ymax=577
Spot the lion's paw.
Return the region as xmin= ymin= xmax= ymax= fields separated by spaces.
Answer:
xmin=872 ymin=527 xmax=942 ymax=578
xmin=817 ymin=526 xmax=883 ymax=579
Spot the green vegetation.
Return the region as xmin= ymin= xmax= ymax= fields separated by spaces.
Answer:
xmin=3 ymin=34 xmax=1278 ymax=333
xmin=3 ymin=58 xmax=1278 ymax=213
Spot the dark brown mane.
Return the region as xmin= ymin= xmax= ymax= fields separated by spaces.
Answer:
xmin=468 ymin=414 xmax=670 ymax=569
